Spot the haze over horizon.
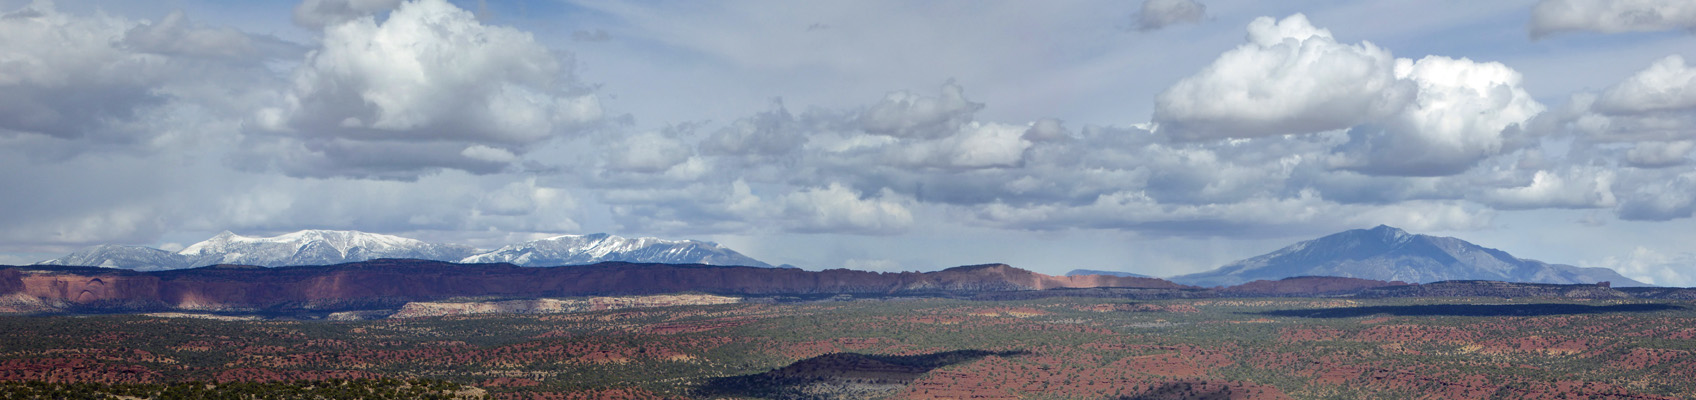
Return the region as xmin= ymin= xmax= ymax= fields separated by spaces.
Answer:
xmin=4 ymin=0 xmax=1696 ymax=285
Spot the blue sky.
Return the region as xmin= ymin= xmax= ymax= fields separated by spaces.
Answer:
xmin=3 ymin=0 xmax=1696 ymax=284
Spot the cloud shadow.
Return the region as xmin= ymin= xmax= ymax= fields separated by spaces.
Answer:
xmin=694 ymin=349 xmax=1026 ymax=399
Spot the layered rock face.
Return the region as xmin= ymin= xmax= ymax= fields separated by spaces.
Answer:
xmin=0 ymin=261 xmax=1189 ymax=314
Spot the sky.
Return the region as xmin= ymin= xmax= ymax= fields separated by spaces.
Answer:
xmin=3 ymin=0 xmax=1696 ymax=285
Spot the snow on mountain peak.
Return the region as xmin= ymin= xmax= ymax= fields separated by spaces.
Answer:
xmin=36 ymin=230 xmax=774 ymax=270
xmin=459 ymin=232 xmax=771 ymax=268
xmin=179 ymin=229 xmax=425 ymax=257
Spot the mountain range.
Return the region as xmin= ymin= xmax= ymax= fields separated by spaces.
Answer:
xmin=35 ymin=230 xmax=774 ymax=271
xmin=1169 ymin=225 xmax=1648 ymax=287
xmin=32 ymin=225 xmax=1651 ymax=289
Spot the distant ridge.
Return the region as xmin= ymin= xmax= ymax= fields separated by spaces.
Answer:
xmin=35 ymin=230 xmax=776 ymax=270
xmin=1170 ymin=225 xmax=1649 ymax=287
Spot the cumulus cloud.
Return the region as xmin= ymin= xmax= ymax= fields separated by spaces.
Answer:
xmin=1530 ymin=0 xmax=1696 ymax=37
xmin=570 ymin=76 xmax=1581 ymax=239
xmin=1535 ymin=56 xmax=1696 ymax=148
xmin=1328 ymin=56 xmax=1544 ymax=176
xmin=857 ymin=82 xmax=983 ymax=139
xmin=1596 ymin=55 xmax=1696 ymax=114
xmin=254 ymin=0 xmax=601 ymax=179
xmin=700 ymin=101 xmax=808 ymax=159
xmin=779 ymin=184 xmax=914 ymax=235
xmin=605 ymin=132 xmax=694 ymax=173
xmin=1616 ymin=172 xmax=1696 ymax=220
xmin=1626 ymin=140 xmax=1694 ymax=167
xmin=1133 ymin=0 xmax=1207 ymax=31
xmin=1156 ymin=14 xmax=1542 ymax=177
xmin=0 ymin=0 xmax=297 ymax=159
xmin=476 ymin=178 xmax=573 ymax=221
xmin=123 ymin=10 xmax=301 ymax=61
xmin=293 ymin=0 xmax=401 ymax=29
xmin=885 ymin=122 xmax=1031 ymax=170
xmin=1153 ymin=14 xmax=1412 ymax=140
xmin=1477 ymin=168 xmax=1617 ymax=210
xmin=0 ymin=2 xmax=167 ymax=141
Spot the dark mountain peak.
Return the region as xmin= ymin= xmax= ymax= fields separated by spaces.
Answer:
xmin=1366 ymin=224 xmax=1409 ymax=239
xmin=1325 ymin=224 xmax=1414 ymax=246
xmin=1173 ymin=226 xmax=1648 ymax=287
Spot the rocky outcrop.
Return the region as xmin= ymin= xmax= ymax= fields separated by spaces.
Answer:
xmin=0 ymin=261 xmax=1192 ymax=314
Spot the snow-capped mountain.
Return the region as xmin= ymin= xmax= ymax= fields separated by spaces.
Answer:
xmin=1169 ymin=225 xmax=1649 ymax=287
xmin=177 ymin=230 xmax=481 ymax=268
xmin=459 ymin=233 xmax=774 ymax=268
xmin=32 ymin=230 xmax=776 ymax=270
xmin=35 ymin=244 xmax=191 ymax=271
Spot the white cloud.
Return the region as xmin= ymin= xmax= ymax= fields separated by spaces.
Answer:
xmin=293 ymin=0 xmax=401 ymax=29
xmin=886 ymin=122 xmax=1031 ymax=169
xmin=1616 ymin=171 xmax=1696 ymax=221
xmin=0 ymin=1 xmax=167 ymax=141
xmin=1157 ymin=14 xmax=1542 ymax=176
xmin=1328 ymin=56 xmax=1545 ymax=176
xmin=858 ymin=82 xmax=983 ymax=139
xmin=1530 ymin=0 xmax=1696 ymax=37
xmin=700 ymin=101 xmax=808 ymax=159
xmin=1022 ymin=118 xmax=1070 ymax=142
xmin=477 ymin=178 xmax=568 ymax=218
xmin=605 ymin=131 xmax=693 ymax=173
xmin=460 ymin=145 xmax=518 ymax=163
xmin=123 ymin=10 xmax=300 ymax=62
xmin=1153 ymin=14 xmax=1413 ymax=141
xmin=256 ymin=0 xmax=600 ymax=179
xmin=1477 ymin=168 xmax=1617 ymax=210
xmin=779 ymin=183 xmax=913 ymax=235
xmin=1627 ymin=140 xmax=1695 ymax=167
xmin=1133 ymin=0 xmax=1206 ymax=32
xmin=1596 ymin=55 xmax=1696 ymax=114
xmin=1535 ymin=56 xmax=1696 ymax=170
